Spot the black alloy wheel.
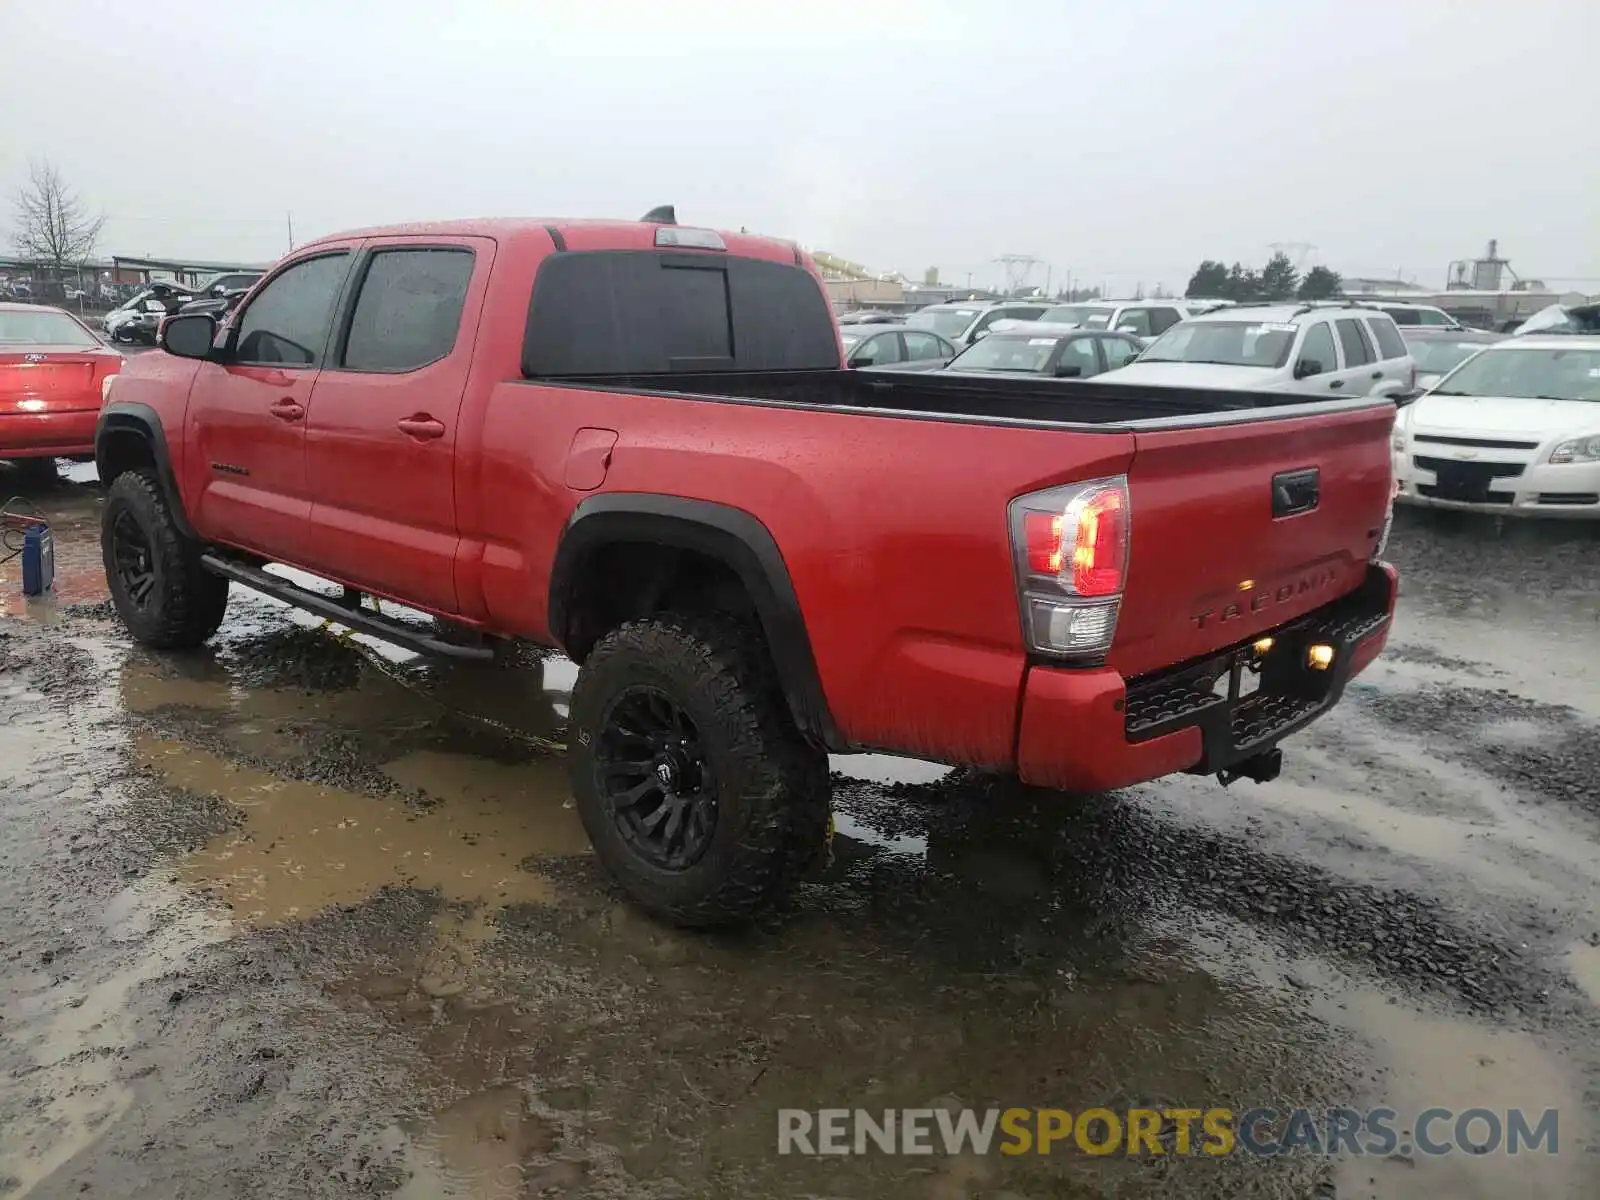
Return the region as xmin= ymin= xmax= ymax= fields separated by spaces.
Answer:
xmin=110 ymin=507 xmax=158 ymax=610
xmin=596 ymin=685 xmax=717 ymax=871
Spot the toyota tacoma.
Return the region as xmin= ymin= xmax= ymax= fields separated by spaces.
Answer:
xmin=95 ymin=210 xmax=1399 ymax=926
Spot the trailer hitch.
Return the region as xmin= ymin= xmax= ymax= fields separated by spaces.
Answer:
xmin=1217 ymin=748 xmax=1283 ymax=787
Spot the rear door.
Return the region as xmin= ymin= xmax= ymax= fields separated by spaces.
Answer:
xmin=1113 ymin=401 xmax=1395 ymax=678
xmin=1332 ymin=317 xmax=1385 ymax=395
xmin=1362 ymin=314 xmax=1414 ymax=394
xmin=187 ymin=246 xmax=357 ymax=560
xmin=302 ymin=237 xmax=489 ymax=612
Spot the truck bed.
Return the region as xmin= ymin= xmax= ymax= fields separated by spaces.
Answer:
xmin=544 ymin=368 xmax=1374 ymax=428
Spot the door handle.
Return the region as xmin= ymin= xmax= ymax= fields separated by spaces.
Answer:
xmin=1371 ymin=371 xmax=1383 ymax=380
xmin=1328 ymin=379 xmax=1345 ymax=389
xmin=270 ymin=398 xmax=305 ymax=421
xmin=397 ymin=414 xmax=446 ymax=440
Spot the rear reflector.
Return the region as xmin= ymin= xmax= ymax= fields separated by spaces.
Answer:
xmin=655 ymin=227 xmax=726 ymax=251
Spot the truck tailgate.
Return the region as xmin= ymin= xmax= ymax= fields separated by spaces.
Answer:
xmin=1110 ymin=403 xmax=1394 ymax=679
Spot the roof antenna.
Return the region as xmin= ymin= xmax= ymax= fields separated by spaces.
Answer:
xmin=640 ymin=205 xmax=677 ymax=225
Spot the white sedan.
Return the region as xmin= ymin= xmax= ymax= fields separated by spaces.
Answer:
xmin=1392 ymin=335 xmax=1600 ymax=518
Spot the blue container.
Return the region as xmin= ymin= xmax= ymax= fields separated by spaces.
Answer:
xmin=22 ymin=522 xmax=54 ymax=596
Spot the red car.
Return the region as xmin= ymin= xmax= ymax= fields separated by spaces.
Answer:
xmin=95 ymin=213 xmax=1398 ymax=926
xmin=1 ymin=303 xmax=122 ymax=481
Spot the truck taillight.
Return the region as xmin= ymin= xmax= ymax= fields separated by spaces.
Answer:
xmin=1009 ymin=476 xmax=1130 ymax=659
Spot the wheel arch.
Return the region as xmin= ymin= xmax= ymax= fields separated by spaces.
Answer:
xmin=95 ymin=403 xmax=197 ymax=539
xmin=549 ymin=493 xmax=843 ymax=751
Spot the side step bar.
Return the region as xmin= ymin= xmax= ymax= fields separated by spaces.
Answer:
xmin=200 ymin=554 xmax=496 ymax=662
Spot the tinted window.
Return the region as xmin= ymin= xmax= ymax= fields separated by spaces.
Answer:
xmin=849 ymin=332 xmax=901 ymax=366
xmin=1147 ymin=307 xmax=1182 ymax=335
xmin=1418 ymin=309 xmax=1452 ymax=327
xmin=1297 ymin=322 xmax=1337 ymax=375
xmin=902 ymin=331 xmax=949 ymax=361
xmin=1366 ymin=315 xmax=1407 ymax=361
xmin=1113 ymin=308 xmax=1152 ymax=338
xmin=523 ymin=251 xmax=837 ymax=376
xmin=342 ymin=248 xmax=474 ymax=373
xmin=1335 ymin=318 xmax=1374 ymax=367
xmin=1382 ymin=306 xmax=1421 ymax=326
xmin=234 ymin=253 xmax=349 ymax=366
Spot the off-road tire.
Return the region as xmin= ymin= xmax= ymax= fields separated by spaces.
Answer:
xmin=102 ymin=470 xmax=230 ymax=649
xmin=568 ymin=613 xmax=830 ymax=927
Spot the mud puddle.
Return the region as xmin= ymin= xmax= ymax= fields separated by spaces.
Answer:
xmin=139 ymin=735 xmax=583 ymax=924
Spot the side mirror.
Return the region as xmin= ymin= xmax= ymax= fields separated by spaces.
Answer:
xmin=161 ymin=313 xmax=218 ymax=360
xmin=1121 ymin=353 xmax=1141 ymax=367
xmin=1054 ymin=362 xmax=1083 ymax=378
xmin=1392 ymin=389 xmax=1422 ymax=407
xmin=1293 ymin=358 xmax=1322 ymax=380
xmin=847 ymin=355 xmax=871 ymax=369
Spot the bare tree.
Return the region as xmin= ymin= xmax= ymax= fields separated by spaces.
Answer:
xmin=11 ymin=158 xmax=105 ymax=277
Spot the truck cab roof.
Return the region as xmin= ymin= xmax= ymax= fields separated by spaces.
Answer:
xmin=305 ymin=218 xmax=807 ymax=265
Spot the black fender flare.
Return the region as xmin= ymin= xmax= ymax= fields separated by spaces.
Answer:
xmin=548 ymin=493 xmax=843 ymax=751
xmin=95 ymin=402 xmax=197 ymax=540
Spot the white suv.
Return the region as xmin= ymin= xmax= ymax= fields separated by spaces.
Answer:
xmin=1098 ymin=303 xmax=1417 ymax=397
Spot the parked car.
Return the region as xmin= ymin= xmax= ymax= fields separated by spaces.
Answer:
xmin=1027 ymin=300 xmax=1196 ymax=341
xmin=915 ymin=323 xmax=1144 ymax=379
xmin=97 ymin=213 xmax=1399 ymax=926
xmin=1392 ymin=335 xmax=1600 ymax=519
xmin=1400 ymin=327 xmax=1503 ymax=392
xmin=192 ymin=271 xmax=264 ymax=301
xmin=177 ymin=287 xmax=253 ymax=321
xmin=1369 ymin=301 xmax=1465 ymax=330
xmin=836 ymin=310 xmax=899 ymax=326
xmin=104 ymin=284 xmax=194 ymax=344
xmin=839 ymin=323 xmax=955 ymax=368
xmin=904 ymin=300 xmax=1051 ymax=348
xmin=1099 ymin=303 xmax=1416 ymax=398
xmin=0 ymin=303 xmax=122 ymax=481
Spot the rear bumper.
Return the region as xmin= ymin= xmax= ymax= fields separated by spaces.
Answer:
xmin=1016 ymin=562 xmax=1397 ymax=792
xmin=0 ymin=409 xmax=100 ymax=457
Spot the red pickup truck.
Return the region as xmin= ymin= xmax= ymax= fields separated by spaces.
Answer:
xmin=96 ymin=212 xmax=1398 ymax=926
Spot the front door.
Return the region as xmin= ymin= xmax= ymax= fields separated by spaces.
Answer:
xmin=302 ymin=237 xmax=490 ymax=614
xmin=186 ymin=248 xmax=357 ymax=561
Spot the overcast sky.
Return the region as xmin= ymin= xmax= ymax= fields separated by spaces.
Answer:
xmin=3 ymin=0 xmax=1595 ymax=293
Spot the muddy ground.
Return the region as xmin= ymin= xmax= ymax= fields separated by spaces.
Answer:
xmin=1 ymin=464 xmax=1598 ymax=1199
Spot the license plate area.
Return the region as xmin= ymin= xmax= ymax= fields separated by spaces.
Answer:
xmin=1433 ymin=464 xmax=1491 ymax=503
xmin=1211 ymin=650 xmax=1263 ymax=703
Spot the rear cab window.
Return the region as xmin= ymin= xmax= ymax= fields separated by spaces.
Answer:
xmin=523 ymin=251 xmax=838 ymax=376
